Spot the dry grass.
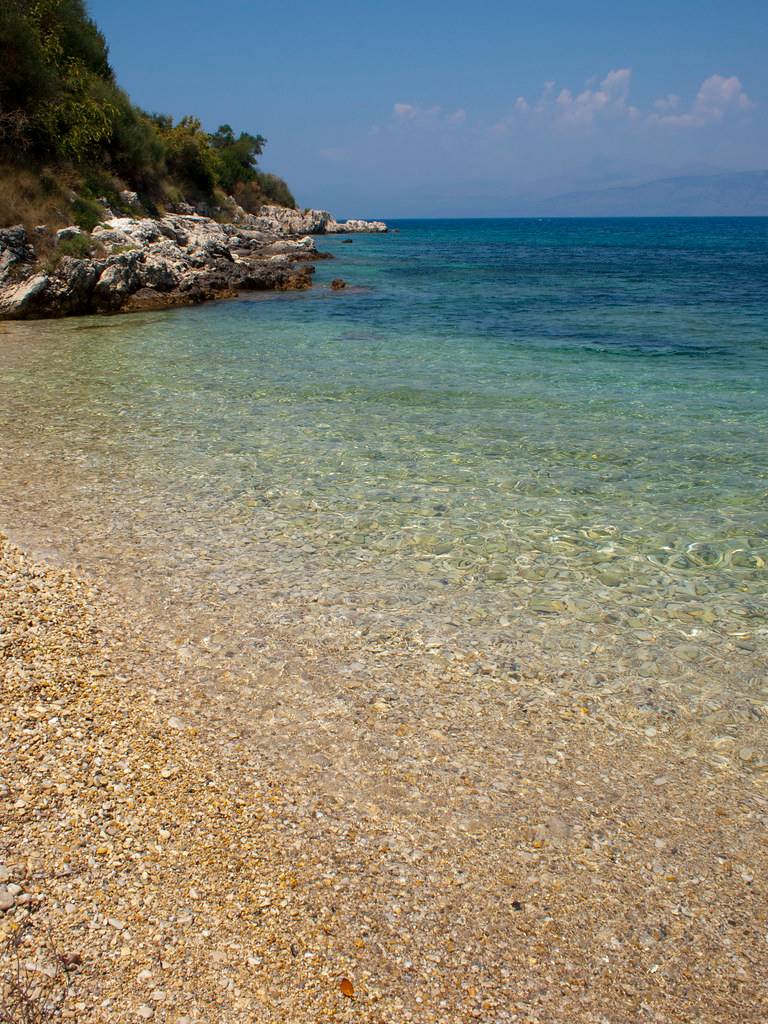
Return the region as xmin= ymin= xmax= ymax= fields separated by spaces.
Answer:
xmin=0 ymin=166 xmax=73 ymax=236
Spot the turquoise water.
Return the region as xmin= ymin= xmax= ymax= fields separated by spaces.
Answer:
xmin=1 ymin=218 xmax=767 ymax=702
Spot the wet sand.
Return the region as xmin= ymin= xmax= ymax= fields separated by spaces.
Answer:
xmin=2 ymin=532 xmax=767 ymax=1023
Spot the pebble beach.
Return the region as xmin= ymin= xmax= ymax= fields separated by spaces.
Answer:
xmin=2 ymin=531 xmax=767 ymax=1023
xmin=2 ymin=0 xmax=768 ymax=1017
xmin=2 ymin=217 xmax=767 ymax=1022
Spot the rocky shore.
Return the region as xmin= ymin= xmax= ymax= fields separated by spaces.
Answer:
xmin=2 ymin=532 xmax=767 ymax=1023
xmin=0 ymin=203 xmax=387 ymax=321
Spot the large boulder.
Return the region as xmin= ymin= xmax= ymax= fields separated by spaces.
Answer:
xmin=55 ymin=225 xmax=85 ymax=244
xmin=93 ymin=217 xmax=163 ymax=247
xmin=94 ymin=252 xmax=142 ymax=309
xmin=0 ymin=226 xmax=35 ymax=286
xmin=51 ymin=258 xmax=100 ymax=314
xmin=245 ymin=206 xmax=335 ymax=236
xmin=259 ymin=235 xmax=318 ymax=258
xmin=0 ymin=273 xmax=50 ymax=317
xmin=138 ymin=242 xmax=184 ymax=291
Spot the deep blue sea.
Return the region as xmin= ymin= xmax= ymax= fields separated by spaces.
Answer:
xmin=1 ymin=218 xmax=766 ymax=700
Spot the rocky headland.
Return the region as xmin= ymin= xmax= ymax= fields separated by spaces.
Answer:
xmin=0 ymin=202 xmax=387 ymax=321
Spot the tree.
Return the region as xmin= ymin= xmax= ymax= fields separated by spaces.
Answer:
xmin=0 ymin=0 xmax=115 ymax=158
xmin=209 ymin=124 xmax=266 ymax=193
xmin=160 ymin=117 xmax=219 ymax=195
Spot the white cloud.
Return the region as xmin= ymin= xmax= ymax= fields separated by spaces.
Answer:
xmin=393 ymin=102 xmax=416 ymax=120
xmin=494 ymin=68 xmax=639 ymax=133
xmin=393 ymin=102 xmax=442 ymax=122
xmin=493 ymin=69 xmax=755 ymax=136
xmin=554 ymin=68 xmax=639 ymax=126
xmin=649 ymin=74 xmax=754 ymax=127
xmin=392 ymin=103 xmax=468 ymax=127
xmin=654 ymin=93 xmax=681 ymax=113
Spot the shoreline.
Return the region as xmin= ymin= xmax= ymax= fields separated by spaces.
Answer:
xmin=2 ymin=530 xmax=767 ymax=1022
xmin=0 ymin=204 xmax=387 ymax=322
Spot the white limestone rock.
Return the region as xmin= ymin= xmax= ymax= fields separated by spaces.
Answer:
xmin=329 ymin=218 xmax=388 ymax=233
xmin=0 ymin=273 xmax=49 ymax=316
xmin=55 ymin=225 xmax=85 ymax=244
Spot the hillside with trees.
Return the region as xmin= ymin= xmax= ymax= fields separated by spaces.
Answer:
xmin=0 ymin=0 xmax=296 ymax=234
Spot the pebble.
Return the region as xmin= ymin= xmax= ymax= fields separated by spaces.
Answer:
xmin=530 ymin=597 xmax=566 ymax=614
xmin=539 ymin=815 xmax=572 ymax=841
xmin=0 ymin=887 xmax=15 ymax=912
xmin=1 ymin=529 xmax=766 ymax=1024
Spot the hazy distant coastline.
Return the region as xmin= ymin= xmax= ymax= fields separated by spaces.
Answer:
xmin=330 ymin=169 xmax=768 ymax=219
xmin=527 ymin=169 xmax=768 ymax=217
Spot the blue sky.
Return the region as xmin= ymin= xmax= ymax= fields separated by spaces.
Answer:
xmin=89 ymin=0 xmax=768 ymax=216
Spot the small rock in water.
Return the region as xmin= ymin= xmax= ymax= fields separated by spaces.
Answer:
xmin=536 ymin=815 xmax=572 ymax=844
xmin=529 ymin=597 xmax=566 ymax=614
xmin=674 ymin=643 xmax=699 ymax=663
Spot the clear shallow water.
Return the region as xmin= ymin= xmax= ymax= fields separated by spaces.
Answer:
xmin=1 ymin=218 xmax=767 ymax=708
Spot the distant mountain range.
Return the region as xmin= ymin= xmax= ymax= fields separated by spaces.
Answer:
xmin=315 ymin=168 xmax=768 ymax=219
xmin=532 ymin=170 xmax=768 ymax=217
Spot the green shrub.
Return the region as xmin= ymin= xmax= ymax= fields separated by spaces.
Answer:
xmin=56 ymin=233 xmax=93 ymax=259
xmin=0 ymin=1 xmax=298 ymax=222
xmin=0 ymin=0 xmax=115 ymax=160
xmin=44 ymin=231 xmax=94 ymax=270
xmin=255 ymin=172 xmax=296 ymax=209
xmin=233 ymin=174 xmax=296 ymax=213
xmin=0 ymin=10 xmax=54 ymax=125
xmin=158 ymin=116 xmax=218 ymax=197
xmin=108 ymin=100 xmax=167 ymax=197
xmin=209 ymin=124 xmax=265 ymax=193
xmin=71 ymin=195 xmax=104 ymax=230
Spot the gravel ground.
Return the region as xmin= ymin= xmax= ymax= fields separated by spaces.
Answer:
xmin=2 ymin=531 xmax=767 ymax=1023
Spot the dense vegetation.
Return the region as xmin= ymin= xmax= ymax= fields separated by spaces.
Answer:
xmin=0 ymin=0 xmax=295 ymax=231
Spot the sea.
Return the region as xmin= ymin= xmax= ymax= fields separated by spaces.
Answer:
xmin=1 ymin=218 xmax=767 ymax=769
